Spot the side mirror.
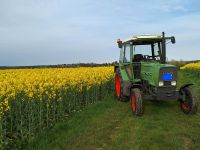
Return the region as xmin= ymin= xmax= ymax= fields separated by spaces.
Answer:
xmin=171 ymin=36 xmax=176 ymax=44
xmin=117 ymin=39 xmax=123 ymax=48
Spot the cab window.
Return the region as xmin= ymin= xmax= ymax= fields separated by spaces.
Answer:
xmin=124 ymin=44 xmax=130 ymax=63
xmin=119 ymin=45 xmax=125 ymax=63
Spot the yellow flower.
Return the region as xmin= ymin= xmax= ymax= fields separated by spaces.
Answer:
xmin=0 ymin=66 xmax=114 ymax=116
xmin=181 ymin=62 xmax=200 ymax=70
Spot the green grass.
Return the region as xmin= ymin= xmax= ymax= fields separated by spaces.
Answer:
xmin=26 ymin=71 xmax=200 ymax=150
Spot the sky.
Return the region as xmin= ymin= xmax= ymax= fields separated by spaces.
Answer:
xmin=0 ymin=0 xmax=200 ymax=66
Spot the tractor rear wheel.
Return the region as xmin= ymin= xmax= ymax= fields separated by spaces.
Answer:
xmin=130 ymin=88 xmax=143 ymax=116
xmin=115 ymin=70 xmax=128 ymax=102
xmin=179 ymin=86 xmax=197 ymax=114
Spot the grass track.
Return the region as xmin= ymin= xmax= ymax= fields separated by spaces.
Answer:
xmin=26 ymin=72 xmax=200 ymax=150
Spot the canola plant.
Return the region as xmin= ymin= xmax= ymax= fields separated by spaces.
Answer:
xmin=0 ymin=67 xmax=114 ymax=149
xmin=181 ymin=62 xmax=200 ymax=70
xmin=181 ymin=62 xmax=200 ymax=77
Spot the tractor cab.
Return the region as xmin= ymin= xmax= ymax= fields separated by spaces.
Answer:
xmin=117 ymin=32 xmax=175 ymax=64
xmin=114 ymin=32 xmax=197 ymax=116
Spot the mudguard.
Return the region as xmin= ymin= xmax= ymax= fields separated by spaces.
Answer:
xmin=114 ymin=65 xmax=119 ymax=73
xmin=122 ymin=81 xmax=142 ymax=97
xmin=179 ymin=84 xmax=194 ymax=91
xmin=179 ymin=84 xmax=194 ymax=100
xmin=122 ymin=81 xmax=132 ymax=96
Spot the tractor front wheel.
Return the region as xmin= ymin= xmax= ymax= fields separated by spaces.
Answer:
xmin=130 ymin=88 xmax=143 ymax=116
xmin=179 ymin=86 xmax=197 ymax=114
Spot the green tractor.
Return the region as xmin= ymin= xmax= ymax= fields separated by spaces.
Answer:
xmin=114 ymin=32 xmax=198 ymax=116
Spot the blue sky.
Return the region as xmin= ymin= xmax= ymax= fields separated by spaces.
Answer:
xmin=0 ymin=0 xmax=200 ymax=66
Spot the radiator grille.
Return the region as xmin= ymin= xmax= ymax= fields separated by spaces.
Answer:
xmin=164 ymin=81 xmax=171 ymax=86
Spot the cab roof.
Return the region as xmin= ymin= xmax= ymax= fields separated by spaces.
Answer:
xmin=123 ymin=34 xmax=163 ymax=44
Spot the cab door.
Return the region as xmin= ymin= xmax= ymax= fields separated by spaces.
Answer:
xmin=119 ymin=43 xmax=133 ymax=80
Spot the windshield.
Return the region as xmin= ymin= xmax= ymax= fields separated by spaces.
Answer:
xmin=133 ymin=42 xmax=161 ymax=62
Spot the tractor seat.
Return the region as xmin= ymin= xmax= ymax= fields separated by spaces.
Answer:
xmin=133 ymin=54 xmax=143 ymax=62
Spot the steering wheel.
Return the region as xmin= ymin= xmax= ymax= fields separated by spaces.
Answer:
xmin=143 ymin=55 xmax=156 ymax=60
xmin=143 ymin=55 xmax=150 ymax=59
xmin=143 ymin=55 xmax=147 ymax=59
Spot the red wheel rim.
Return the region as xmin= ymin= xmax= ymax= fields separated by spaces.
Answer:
xmin=131 ymin=95 xmax=136 ymax=112
xmin=182 ymin=102 xmax=190 ymax=112
xmin=115 ymin=74 xmax=120 ymax=97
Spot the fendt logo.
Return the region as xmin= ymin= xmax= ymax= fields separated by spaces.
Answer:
xmin=144 ymin=72 xmax=152 ymax=76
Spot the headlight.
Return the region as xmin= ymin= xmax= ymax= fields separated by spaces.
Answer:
xmin=171 ymin=81 xmax=176 ymax=86
xmin=159 ymin=81 xmax=164 ymax=86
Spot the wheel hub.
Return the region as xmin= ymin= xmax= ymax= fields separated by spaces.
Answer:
xmin=131 ymin=95 xmax=136 ymax=112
